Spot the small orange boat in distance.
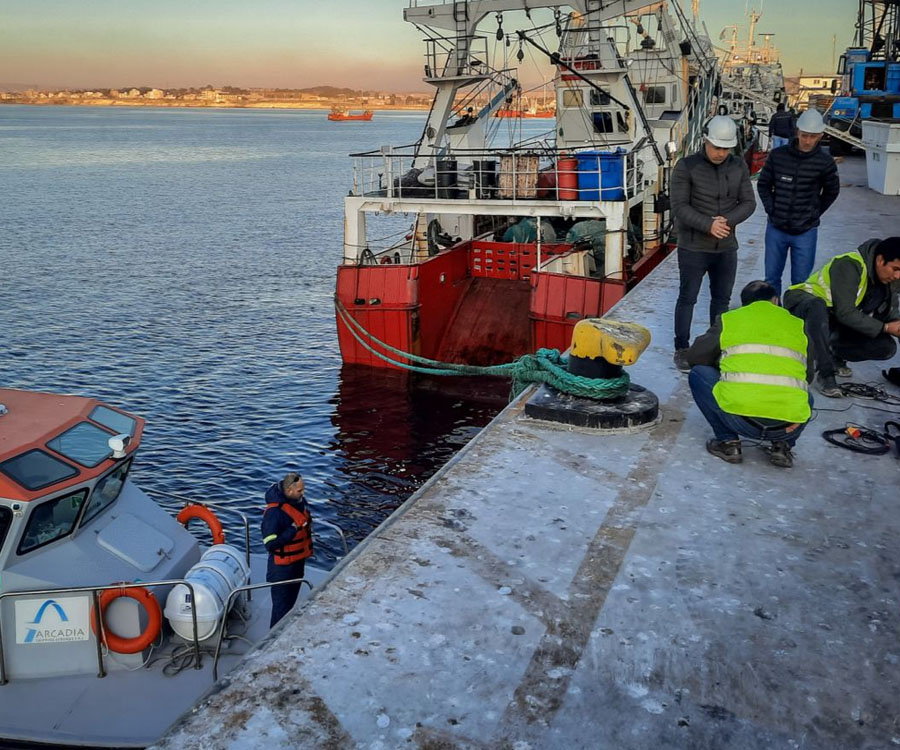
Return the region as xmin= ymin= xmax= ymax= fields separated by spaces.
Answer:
xmin=328 ymin=106 xmax=373 ymax=121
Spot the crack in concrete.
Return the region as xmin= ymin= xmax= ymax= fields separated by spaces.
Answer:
xmin=494 ymin=386 xmax=691 ymax=743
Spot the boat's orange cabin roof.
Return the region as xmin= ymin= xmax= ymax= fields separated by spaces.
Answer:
xmin=0 ymin=388 xmax=144 ymax=503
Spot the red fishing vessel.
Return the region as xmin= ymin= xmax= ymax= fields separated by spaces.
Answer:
xmin=335 ymin=0 xmax=721 ymax=372
xmin=328 ymin=106 xmax=374 ymax=121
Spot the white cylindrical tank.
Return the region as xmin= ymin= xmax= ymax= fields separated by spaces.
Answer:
xmin=164 ymin=544 xmax=249 ymax=642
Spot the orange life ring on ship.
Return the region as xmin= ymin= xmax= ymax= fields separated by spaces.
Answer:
xmin=176 ymin=504 xmax=225 ymax=545
xmin=91 ymin=586 xmax=162 ymax=654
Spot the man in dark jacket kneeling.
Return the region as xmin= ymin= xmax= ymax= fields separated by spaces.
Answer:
xmin=783 ymin=237 xmax=900 ymax=397
xmin=687 ymin=281 xmax=814 ymax=469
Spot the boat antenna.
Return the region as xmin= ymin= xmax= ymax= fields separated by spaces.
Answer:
xmin=515 ymin=30 xmax=664 ymax=166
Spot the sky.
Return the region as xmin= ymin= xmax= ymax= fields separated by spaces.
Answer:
xmin=0 ymin=0 xmax=858 ymax=91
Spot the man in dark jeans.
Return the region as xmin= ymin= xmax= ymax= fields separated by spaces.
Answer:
xmin=687 ymin=280 xmax=814 ymax=469
xmin=783 ymin=237 xmax=900 ymax=397
xmin=768 ymin=102 xmax=795 ymax=149
xmin=757 ymin=109 xmax=840 ymax=297
xmin=671 ymin=115 xmax=757 ymax=372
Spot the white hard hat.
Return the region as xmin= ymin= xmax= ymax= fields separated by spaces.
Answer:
xmin=796 ymin=109 xmax=825 ymax=134
xmin=704 ymin=115 xmax=738 ymax=148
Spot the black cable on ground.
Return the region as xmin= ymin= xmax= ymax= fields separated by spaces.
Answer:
xmin=822 ymin=424 xmax=892 ymax=455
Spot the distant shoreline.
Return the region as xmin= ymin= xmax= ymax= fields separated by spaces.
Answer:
xmin=0 ymin=99 xmax=431 ymax=111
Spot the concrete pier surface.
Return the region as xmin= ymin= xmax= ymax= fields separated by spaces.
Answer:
xmin=153 ymin=156 xmax=900 ymax=750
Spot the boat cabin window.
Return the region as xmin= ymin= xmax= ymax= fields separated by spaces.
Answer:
xmin=0 ymin=449 xmax=78 ymax=491
xmin=643 ymin=86 xmax=666 ymax=104
xmin=90 ymin=405 xmax=136 ymax=437
xmin=82 ymin=459 xmax=132 ymax=525
xmin=0 ymin=507 xmax=11 ymax=555
xmin=17 ymin=489 xmax=88 ymax=555
xmin=562 ymin=90 xmax=583 ymax=108
xmin=46 ymin=421 xmax=115 ymax=468
xmin=592 ymin=110 xmax=630 ymax=134
xmin=589 ymin=89 xmax=611 ymax=107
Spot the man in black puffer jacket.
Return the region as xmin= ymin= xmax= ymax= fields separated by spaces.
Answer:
xmin=670 ymin=115 xmax=756 ymax=371
xmin=757 ymin=109 xmax=840 ymax=297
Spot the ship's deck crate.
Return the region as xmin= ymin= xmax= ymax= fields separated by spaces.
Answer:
xmin=498 ymin=154 xmax=539 ymax=199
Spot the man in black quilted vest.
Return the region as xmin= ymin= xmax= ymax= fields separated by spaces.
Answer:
xmin=757 ymin=109 xmax=841 ymax=297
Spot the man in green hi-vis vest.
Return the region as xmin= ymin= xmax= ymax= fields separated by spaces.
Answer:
xmin=783 ymin=237 xmax=900 ymax=397
xmin=686 ymin=280 xmax=815 ymax=469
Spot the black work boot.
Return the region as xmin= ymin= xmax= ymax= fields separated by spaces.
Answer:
xmin=768 ymin=441 xmax=794 ymax=468
xmin=816 ymin=374 xmax=842 ymax=398
xmin=673 ymin=349 xmax=691 ymax=373
xmin=706 ymin=438 xmax=742 ymax=464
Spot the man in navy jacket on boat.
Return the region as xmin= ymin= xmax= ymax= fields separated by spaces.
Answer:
xmin=261 ymin=472 xmax=313 ymax=627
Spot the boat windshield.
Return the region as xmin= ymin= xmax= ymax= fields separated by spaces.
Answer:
xmin=0 ymin=507 xmax=11 ymax=555
xmin=0 ymin=449 xmax=79 ymax=491
xmin=46 ymin=422 xmax=115 ymax=468
xmin=82 ymin=459 xmax=132 ymax=525
xmin=89 ymin=405 xmax=136 ymax=436
xmin=17 ymin=489 xmax=88 ymax=554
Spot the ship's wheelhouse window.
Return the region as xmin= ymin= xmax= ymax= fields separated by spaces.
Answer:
xmin=589 ymin=89 xmax=610 ymax=106
xmin=82 ymin=459 xmax=132 ymax=525
xmin=17 ymin=489 xmax=88 ymax=555
xmin=0 ymin=507 xmax=11 ymax=555
xmin=562 ymin=89 xmax=583 ymax=108
xmin=643 ymin=86 xmax=666 ymax=104
xmin=0 ymin=450 xmax=79 ymax=491
xmin=89 ymin=405 xmax=136 ymax=437
xmin=47 ymin=422 xmax=114 ymax=468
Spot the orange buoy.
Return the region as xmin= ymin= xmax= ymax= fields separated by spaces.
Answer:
xmin=91 ymin=586 xmax=162 ymax=654
xmin=176 ymin=504 xmax=225 ymax=545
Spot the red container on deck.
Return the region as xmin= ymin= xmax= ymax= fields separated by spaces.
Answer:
xmin=557 ymin=157 xmax=579 ymax=200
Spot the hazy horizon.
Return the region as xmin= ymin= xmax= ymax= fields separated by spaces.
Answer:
xmin=0 ymin=1 xmax=857 ymax=91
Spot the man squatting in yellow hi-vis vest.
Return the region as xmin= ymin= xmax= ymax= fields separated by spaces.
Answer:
xmin=261 ymin=472 xmax=313 ymax=627
xmin=685 ymin=280 xmax=815 ymax=469
xmin=782 ymin=237 xmax=900 ymax=398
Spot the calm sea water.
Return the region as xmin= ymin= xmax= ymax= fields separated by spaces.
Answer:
xmin=0 ymin=105 xmax=553 ymax=565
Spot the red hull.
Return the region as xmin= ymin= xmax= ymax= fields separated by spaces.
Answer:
xmin=328 ymin=110 xmax=373 ymax=121
xmin=495 ymin=109 xmax=555 ymax=118
xmin=336 ymin=241 xmax=670 ymax=371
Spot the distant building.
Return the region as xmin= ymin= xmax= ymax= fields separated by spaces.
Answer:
xmin=787 ymin=74 xmax=841 ymax=111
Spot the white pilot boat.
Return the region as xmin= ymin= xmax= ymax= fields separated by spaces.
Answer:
xmin=0 ymin=388 xmax=340 ymax=747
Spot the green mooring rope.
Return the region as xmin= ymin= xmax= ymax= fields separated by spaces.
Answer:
xmin=335 ymin=299 xmax=630 ymax=400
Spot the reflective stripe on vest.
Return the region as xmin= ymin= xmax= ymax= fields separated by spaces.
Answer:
xmin=719 ymin=371 xmax=809 ymax=391
xmin=713 ymin=301 xmax=811 ymax=423
xmin=721 ymin=343 xmax=806 ymax=366
xmin=265 ymin=502 xmax=313 ymax=565
xmin=788 ymin=251 xmax=868 ymax=308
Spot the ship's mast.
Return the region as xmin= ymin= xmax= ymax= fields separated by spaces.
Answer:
xmin=747 ymin=9 xmax=760 ymax=62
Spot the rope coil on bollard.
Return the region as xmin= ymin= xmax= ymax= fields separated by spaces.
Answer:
xmin=334 ymin=299 xmax=630 ymax=400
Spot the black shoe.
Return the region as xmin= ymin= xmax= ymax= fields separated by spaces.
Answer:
xmin=673 ymin=349 xmax=691 ymax=373
xmin=816 ymin=374 xmax=842 ymax=398
xmin=768 ymin=441 xmax=794 ymax=468
xmin=706 ymin=439 xmax=742 ymax=464
xmin=834 ymin=359 xmax=853 ymax=378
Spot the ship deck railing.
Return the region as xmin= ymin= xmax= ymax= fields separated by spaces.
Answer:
xmin=350 ymin=140 xmax=651 ymax=204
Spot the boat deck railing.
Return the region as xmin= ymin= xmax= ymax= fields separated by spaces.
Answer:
xmin=0 ymin=578 xmax=205 ymax=685
xmin=350 ymin=142 xmax=647 ymax=203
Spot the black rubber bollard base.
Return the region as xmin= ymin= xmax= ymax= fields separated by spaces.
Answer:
xmin=523 ymin=383 xmax=659 ymax=430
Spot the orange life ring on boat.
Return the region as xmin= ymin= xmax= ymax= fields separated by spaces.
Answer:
xmin=91 ymin=586 xmax=162 ymax=654
xmin=176 ymin=504 xmax=225 ymax=545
